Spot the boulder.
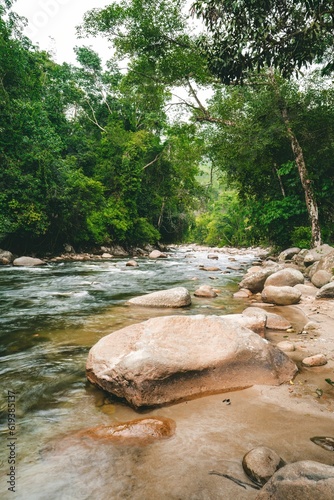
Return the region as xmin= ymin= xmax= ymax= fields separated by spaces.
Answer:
xmin=126 ymin=260 xmax=138 ymax=267
xmin=13 ymin=256 xmax=45 ymax=267
xmin=86 ymin=315 xmax=298 ymax=408
xmin=233 ymin=289 xmax=252 ymax=299
xmin=264 ymin=269 xmax=304 ymax=288
xmin=304 ymin=244 xmax=334 ymax=265
xmin=243 ymin=307 xmax=292 ymax=330
xmin=316 ymin=282 xmax=334 ymax=299
xmin=194 ymin=285 xmax=217 ymax=298
xmin=200 ymin=266 xmax=221 ymax=272
xmin=149 ymin=250 xmax=167 ymax=259
xmin=221 ymin=312 xmax=267 ymax=336
xmin=128 ymin=287 xmax=191 ymax=308
xmin=316 ymin=249 xmax=334 ymax=274
xmin=255 ymin=461 xmax=334 ymax=500
xmin=75 ymin=417 xmax=175 ymax=445
xmin=239 ymin=268 xmax=280 ymax=294
xmin=292 ymin=248 xmax=309 ymax=268
xmin=242 ymin=446 xmax=285 ymax=486
xmin=101 ymin=253 xmax=113 ymax=258
xmin=294 ymin=283 xmax=318 ymax=297
xmin=305 ymin=261 xmax=319 ymax=279
xmin=311 ymin=270 xmax=332 ymax=288
xmin=110 ymin=245 xmax=128 ymax=256
xmin=278 ymin=248 xmax=301 ymax=261
xmin=0 ymin=249 xmax=14 ymax=265
xmin=277 ymin=341 xmax=295 ymax=352
xmin=302 ymin=354 xmax=327 ymax=367
xmin=262 ymin=286 xmax=302 ymax=306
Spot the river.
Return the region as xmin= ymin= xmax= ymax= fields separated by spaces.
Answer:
xmin=0 ymin=247 xmax=333 ymax=499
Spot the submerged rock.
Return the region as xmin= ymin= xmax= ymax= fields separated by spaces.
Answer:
xmin=75 ymin=417 xmax=176 ymax=445
xmin=86 ymin=315 xmax=297 ymax=408
xmin=242 ymin=446 xmax=285 ymax=486
xmin=194 ymin=285 xmax=217 ymax=298
xmin=128 ymin=287 xmax=191 ymax=308
xmin=255 ymin=461 xmax=334 ymax=499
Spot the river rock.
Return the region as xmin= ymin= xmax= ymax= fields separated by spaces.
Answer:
xmin=149 ymin=250 xmax=167 ymax=259
xmin=126 ymin=260 xmax=138 ymax=267
xmin=255 ymin=460 xmax=334 ymax=499
xmin=233 ymin=289 xmax=252 ymax=298
xmin=207 ymin=253 xmax=219 ymax=260
xmin=110 ymin=245 xmax=128 ymax=256
xmin=316 ymin=249 xmax=334 ymax=274
xmin=311 ymin=270 xmax=332 ymax=288
xmin=200 ymin=266 xmax=221 ymax=272
xmin=304 ymin=244 xmax=334 ymax=265
xmin=128 ymin=287 xmax=191 ymax=308
xmin=243 ymin=307 xmax=292 ymax=330
xmin=13 ymin=256 xmax=45 ymax=266
xmin=86 ymin=315 xmax=298 ymax=408
xmin=316 ymin=282 xmax=334 ymax=299
xmin=277 ymin=341 xmax=295 ymax=352
xmin=194 ymin=285 xmax=217 ymax=298
xmin=264 ymin=268 xmax=304 ymax=288
xmin=75 ymin=417 xmax=176 ymax=445
xmin=0 ymin=249 xmax=14 ymax=264
xmin=262 ymin=286 xmax=302 ymax=306
xmin=302 ymin=354 xmax=327 ymax=367
xmin=239 ymin=267 xmax=280 ymax=294
xmin=292 ymin=248 xmax=309 ymax=268
xmin=242 ymin=446 xmax=285 ymax=486
xmin=278 ymin=248 xmax=301 ymax=261
xmin=102 ymin=253 xmax=113 ymax=258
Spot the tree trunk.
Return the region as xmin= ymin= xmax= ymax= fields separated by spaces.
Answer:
xmin=281 ymin=107 xmax=322 ymax=247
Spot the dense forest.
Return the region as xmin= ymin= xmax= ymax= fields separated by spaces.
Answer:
xmin=1 ymin=0 xmax=334 ymax=254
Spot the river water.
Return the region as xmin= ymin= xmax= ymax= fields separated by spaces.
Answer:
xmin=0 ymin=247 xmax=333 ymax=499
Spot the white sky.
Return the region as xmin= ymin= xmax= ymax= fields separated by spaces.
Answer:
xmin=13 ymin=0 xmax=113 ymax=65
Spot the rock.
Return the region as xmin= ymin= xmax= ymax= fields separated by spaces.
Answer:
xmin=194 ymin=285 xmax=217 ymax=298
xmin=13 ymin=256 xmax=45 ymax=267
xmin=247 ymin=266 xmax=263 ymax=274
xmin=110 ymin=245 xmax=128 ymax=257
xmin=126 ymin=260 xmax=138 ymax=267
xmin=262 ymin=260 xmax=279 ymax=268
xmin=304 ymin=244 xmax=334 ymax=265
xmin=149 ymin=250 xmax=167 ymax=259
xmin=304 ymin=321 xmax=319 ymax=331
xmin=242 ymin=446 xmax=285 ymax=486
xmin=86 ymin=315 xmax=297 ymax=408
xmin=264 ymin=269 xmax=304 ymax=288
xmin=0 ymin=249 xmax=14 ymax=265
xmin=101 ymin=253 xmax=113 ymax=258
xmin=64 ymin=244 xmax=75 ymax=253
xmin=128 ymin=287 xmax=191 ymax=308
xmin=234 ymin=289 xmax=252 ymax=299
xmin=75 ymin=417 xmax=176 ymax=445
xmin=200 ymin=266 xmax=221 ymax=272
xmin=277 ymin=341 xmax=295 ymax=352
xmin=262 ymin=286 xmax=302 ymax=306
xmin=292 ymin=248 xmax=309 ymax=268
xmin=207 ymin=253 xmax=219 ymax=260
xmin=302 ymin=354 xmax=327 ymax=367
xmin=255 ymin=460 xmax=334 ymax=499
xmin=278 ymin=247 xmax=301 ymax=261
xmin=243 ymin=307 xmax=292 ymax=330
xmin=294 ymin=283 xmax=318 ymax=297
xmin=311 ymin=270 xmax=332 ymax=288
xmin=316 ymin=249 xmax=334 ymax=274
xmin=310 ymin=437 xmax=334 ymax=452
xmin=222 ymin=312 xmax=267 ymax=337
xmin=316 ymin=282 xmax=334 ymax=299
xmin=305 ymin=261 xmax=319 ymax=279
xmin=239 ymin=267 xmax=280 ymax=294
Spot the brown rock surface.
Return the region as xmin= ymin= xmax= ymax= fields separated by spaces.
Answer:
xmin=13 ymin=256 xmax=45 ymax=266
xmin=242 ymin=446 xmax=285 ymax=486
xmin=128 ymin=287 xmax=191 ymax=308
xmin=194 ymin=285 xmax=218 ymax=298
xmin=239 ymin=267 xmax=280 ymax=293
xmin=86 ymin=315 xmax=297 ymax=408
xmin=264 ymin=268 xmax=304 ymax=288
xmin=262 ymin=286 xmax=302 ymax=305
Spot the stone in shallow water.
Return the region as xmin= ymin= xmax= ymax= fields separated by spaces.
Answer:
xmin=302 ymin=353 xmax=327 ymax=367
xmin=128 ymin=287 xmax=191 ymax=308
xmin=75 ymin=417 xmax=176 ymax=445
xmin=86 ymin=315 xmax=297 ymax=408
xmin=242 ymin=446 xmax=286 ymax=486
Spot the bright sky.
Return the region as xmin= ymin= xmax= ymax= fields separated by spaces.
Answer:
xmin=13 ymin=0 xmax=112 ymax=65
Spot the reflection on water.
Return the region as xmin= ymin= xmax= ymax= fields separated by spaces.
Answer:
xmin=0 ymin=248 xmax=333 ymax=499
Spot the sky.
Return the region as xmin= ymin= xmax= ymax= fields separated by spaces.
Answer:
xmin=13 ymin=0 xmax=112 ymax=65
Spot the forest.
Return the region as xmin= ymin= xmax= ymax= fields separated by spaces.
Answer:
xmin=1 ymin=0 xmax=334 ymax=254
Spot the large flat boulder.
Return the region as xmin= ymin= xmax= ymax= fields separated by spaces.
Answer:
xmin=128 ymin=287 xmax=191 ymax=308
xmin=86 ymin=315 xmax=297 ymax=408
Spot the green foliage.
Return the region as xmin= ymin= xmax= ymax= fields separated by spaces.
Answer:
xmin=291 ymin=226 xmax=312 ymax=249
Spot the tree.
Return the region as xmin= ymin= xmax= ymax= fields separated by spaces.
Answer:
xmin=192 ymin=0 xmax=334 ymax=84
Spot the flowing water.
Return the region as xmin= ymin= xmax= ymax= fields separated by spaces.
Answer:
xmin=0 ymin=248 xmax=333 ymax=499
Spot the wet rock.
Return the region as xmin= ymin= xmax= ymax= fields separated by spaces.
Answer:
xmin=126 ymin=260 xmax=138 ymax=267
xmin=302 ymin=354 xmax=327 ymax=367
xmin=243 ymin=307 xmax=292 ymax=330
xmin=277 ymin=341 xmax=295 ymax=352
xmin=278 ymin=248 xmax=301 ymax=261
xmin=262 ymin=286 xmax=302 ymax=306
xmin=76 ymin=417 xmax=176 ymax=445
xmin=149 ymin=250 xmax=167 ymax=259
xmin=255 ymin=460 xmax=334 ymax=500
xmin=86 ymin=315 xmax=297 ymax=408
xmin=234 ymin=289 xmax=252 ymax=299
xmin=128 ymin=287 xmax=191 ymax=308
xmin=239 ymin=268 xmax=280 ymax=294
xmin=101 ymin=253 xmax=113 ymax=258
xmin=207 ymin=253 xmax=219 ymax=260
xmin=194 ymin=285 xmax=217 ymax=298
xmin=13 ymin=256 xmax=45 ymax=266
xmin=310 ymin=437 xmax=334 ymax=452
xmin=316 ymin=282 xmax=334 ymax=299
xmin=0 ymin=249 xmax=14 ymax=265
xmin=304 ymin=244 xmax=334 ymax=265
xmin=242 ymin=446 xmax=286 ymax=486
xmin=264 ymin=269 xmax=304 ymax=288
xmin=200 ymin=266 xmax=221 ymax=272
xmin=311 ymin=270 xmax=332 ymax=288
